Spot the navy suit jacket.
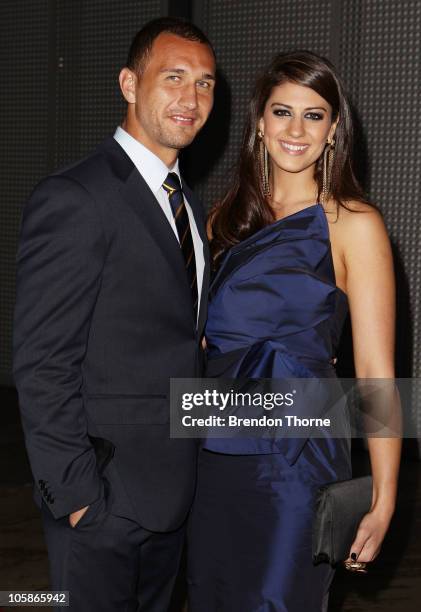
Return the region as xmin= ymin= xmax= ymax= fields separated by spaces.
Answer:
xmin=13 ymin=136 xmax=209 ymax=532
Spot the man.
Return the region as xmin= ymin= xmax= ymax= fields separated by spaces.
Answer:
xmin=13 ymin=17 xmax=215 ymax=611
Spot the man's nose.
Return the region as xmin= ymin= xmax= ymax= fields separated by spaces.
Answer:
xmin=179 ymin=84 xmax=198 ymax=110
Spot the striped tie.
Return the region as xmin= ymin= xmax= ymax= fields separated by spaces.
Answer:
xmin=162 ymin=172 xmax=198 ymax=318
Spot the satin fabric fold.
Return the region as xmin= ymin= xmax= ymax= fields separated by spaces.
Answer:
xmin=203 ymin=204 xmax=348 ymax=462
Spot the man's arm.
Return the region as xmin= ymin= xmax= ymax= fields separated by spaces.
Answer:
xmin=13 ymin=175 xmax=107 ymax=519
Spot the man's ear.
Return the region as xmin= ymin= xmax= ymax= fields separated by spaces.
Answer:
xmin=119 ymin=68 xmax=137 ymax=104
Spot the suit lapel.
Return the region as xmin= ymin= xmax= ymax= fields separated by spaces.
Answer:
xmin=183 ymin=183 xmax=210 ymax=337
xmin=101 ymin=137 xmax=193 ymax=296
xmin=120 ymin=170 xmax=188 ymax=275
xmin=198 ymin=239 xmax=210 ymax=336
xmin=100 ymin=137 xmax=210 ymax=335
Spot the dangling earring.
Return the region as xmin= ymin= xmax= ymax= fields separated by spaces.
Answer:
xmin=257 ymin=130 xmax=271 ymax=197
xmin=321 ymin=137 xmax=335 ymax=205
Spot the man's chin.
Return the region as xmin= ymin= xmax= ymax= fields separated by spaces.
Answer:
xmin=163 ymin=133 xmax=197 ymax=150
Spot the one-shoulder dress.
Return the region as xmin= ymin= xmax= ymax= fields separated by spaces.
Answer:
xmin=188 ymin=204 xmax=352 ymax=612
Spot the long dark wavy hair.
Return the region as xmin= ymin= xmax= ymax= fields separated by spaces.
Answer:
xmin=210 ymin=50 xmax=369 ymax=269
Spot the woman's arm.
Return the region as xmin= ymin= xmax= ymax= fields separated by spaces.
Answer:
xmin=340 ymin=203 xmax=401 ymax=563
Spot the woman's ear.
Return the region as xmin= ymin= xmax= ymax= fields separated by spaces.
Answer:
xmin=258 ymin=117 xmax=265 ymax=136
xmin=328 ymin=117 xmax=339 ymax=143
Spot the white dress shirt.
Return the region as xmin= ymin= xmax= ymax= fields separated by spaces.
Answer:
xmin=114 ymin=126 xmax=204 ymax=324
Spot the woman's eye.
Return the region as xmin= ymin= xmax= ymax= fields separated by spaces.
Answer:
xmin=305 ymin=112 xmax=324 ymax=120
xmin=273 ymin=109 xmax=290 ymax=117
xmin=167 ymin=75 xmax=181 ymax=82
xmin=272 ymin=109 xmax=324 ymax=120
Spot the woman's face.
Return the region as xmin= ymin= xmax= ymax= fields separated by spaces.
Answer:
xmin=258 ymin=81 xmax=337 ymax=175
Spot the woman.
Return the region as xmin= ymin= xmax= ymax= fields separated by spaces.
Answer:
xmin=188 ymin=51 xmax=401 ymax=611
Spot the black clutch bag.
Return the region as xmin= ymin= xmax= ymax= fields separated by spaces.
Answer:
xmin=312 ymin=476 xmax=373 ymax=566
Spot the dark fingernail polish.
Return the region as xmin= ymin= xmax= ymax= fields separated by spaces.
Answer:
xmin=351 ymin=552 xmax=357 ymax=561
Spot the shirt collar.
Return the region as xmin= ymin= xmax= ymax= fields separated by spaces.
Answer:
xmin=114 ymin=126 xmax=181 ymax=195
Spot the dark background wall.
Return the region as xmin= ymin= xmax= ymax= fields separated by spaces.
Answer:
xmin=1 ymin=0 xmax=420 ymax=439
xmin=0 ymin=0 xmax=165 ymax=385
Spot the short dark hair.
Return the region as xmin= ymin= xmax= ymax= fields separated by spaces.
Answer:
xmin=127 ymin=17 xmax=215 ymax=74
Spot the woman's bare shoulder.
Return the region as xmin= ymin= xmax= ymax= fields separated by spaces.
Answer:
xmin=330 ymin=201 xmax=390 ymax=262
xmin=325 ymin=198 xmax=378 ymax=216
xmin=327 ymin=199 xmax=383 ymax=229
xmin=326 ymin=200 xmax=389 ymax=263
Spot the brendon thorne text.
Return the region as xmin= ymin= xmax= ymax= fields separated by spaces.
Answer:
xmin=181 ymin=415 xmax=331 ymax=428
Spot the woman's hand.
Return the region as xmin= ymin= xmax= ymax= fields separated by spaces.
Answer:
xmin=346 ymin=503 xmax=394 ymax=564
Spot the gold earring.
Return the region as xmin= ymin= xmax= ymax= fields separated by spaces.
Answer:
xmin=257 ymin=130 xmax=271 ymax=197
xmin=321 ymin=137 xmax=335 ymax=205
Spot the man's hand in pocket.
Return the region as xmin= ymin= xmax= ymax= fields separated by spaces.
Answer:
xmin=69 ymin=505 xmax=89 ymax=528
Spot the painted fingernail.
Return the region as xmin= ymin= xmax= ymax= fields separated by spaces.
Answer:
xmin=351 ymin=552 xmax=357 ymax=561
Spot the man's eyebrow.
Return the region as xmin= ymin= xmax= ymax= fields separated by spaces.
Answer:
xmin=271 ymin=102 xmax=328 ymax=111
xmin=160 ymin=68 xmax=216 ymax=80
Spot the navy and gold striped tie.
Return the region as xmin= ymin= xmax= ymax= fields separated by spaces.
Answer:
xmin=162 ymin=172 xmax=198 ymax=318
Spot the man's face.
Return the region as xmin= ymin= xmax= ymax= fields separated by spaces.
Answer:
xmin=121 ymin=33 xmax=216 ymax=164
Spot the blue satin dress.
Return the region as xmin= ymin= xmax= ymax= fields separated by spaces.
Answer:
xmin=188 ymin=204 xmax=352 ymax=612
